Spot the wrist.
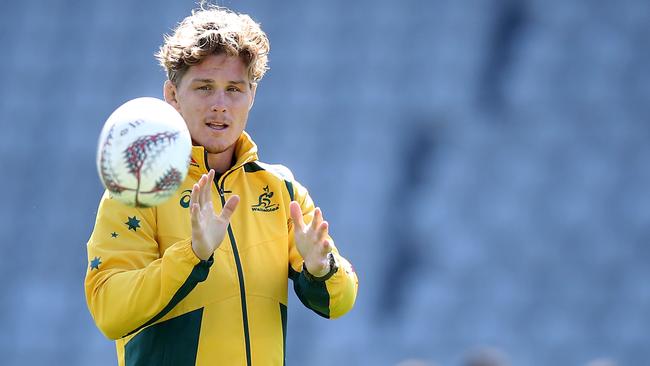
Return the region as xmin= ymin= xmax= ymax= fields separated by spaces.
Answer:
xmin=191 ymin=240 xmax=212 ymax=261
xmin=303 ymin=253 xmax=338 ymax=282
xmin=305 ymin=263 xmax=329 ymax=278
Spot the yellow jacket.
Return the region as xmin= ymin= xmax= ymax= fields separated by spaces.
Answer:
xmin=85 ymin=132 xmax=358 ymax=366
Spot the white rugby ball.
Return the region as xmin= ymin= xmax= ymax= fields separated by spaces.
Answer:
xmin=97 ymin=97 xmax=192 ymax=207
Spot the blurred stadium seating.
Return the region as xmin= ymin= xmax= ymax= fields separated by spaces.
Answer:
xmin=0 ymin=0 xmax=648 ymax=364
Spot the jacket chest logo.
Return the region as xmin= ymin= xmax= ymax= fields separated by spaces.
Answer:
xmin=252 ymin=185 xmax=279 ymax=212
xmin=179 ymin=189 xmax=192 ymax=208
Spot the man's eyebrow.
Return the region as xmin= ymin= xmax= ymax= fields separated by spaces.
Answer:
xmin=189 ymin=78 xmax=215 ymax=84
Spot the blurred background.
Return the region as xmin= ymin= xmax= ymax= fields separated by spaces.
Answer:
xmin=0 ymin=0 xmax=648 ymax=365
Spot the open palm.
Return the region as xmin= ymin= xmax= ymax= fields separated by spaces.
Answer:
xmin=190 ymin=169 xmax=239 ymax=260
xmin=290 ymin=201 xmax=332 ymax=277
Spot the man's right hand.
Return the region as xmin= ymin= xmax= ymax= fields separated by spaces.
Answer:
xmin=190 ymin=169 xmax=239 ymax=260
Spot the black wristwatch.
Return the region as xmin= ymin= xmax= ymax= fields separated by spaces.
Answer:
xmin=303 ymin=252 xmax=338 ymax=282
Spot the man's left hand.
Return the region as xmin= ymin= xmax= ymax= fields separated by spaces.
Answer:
xmin=289 ymin=201 xmax=332 ymax=277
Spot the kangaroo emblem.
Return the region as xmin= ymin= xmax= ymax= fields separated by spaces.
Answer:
xmin=252 ymin=185 xmax=279 ymax=212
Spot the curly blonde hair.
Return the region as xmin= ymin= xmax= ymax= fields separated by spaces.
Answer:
xmin=156 ymin=4 xmax=270 ymax=85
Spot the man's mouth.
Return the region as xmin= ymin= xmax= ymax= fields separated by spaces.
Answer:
xmin=206 ymin=121 xmax=228 ymax=131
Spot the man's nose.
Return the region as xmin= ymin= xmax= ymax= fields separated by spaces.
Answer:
xmin=211 ymin=92 xmax=227 ymax=112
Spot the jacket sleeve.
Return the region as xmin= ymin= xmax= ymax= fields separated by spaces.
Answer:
xmin=84 ymin=192 xmax=212 ymax=340
xmin=287 ymin=180 xmax=358 ymax=319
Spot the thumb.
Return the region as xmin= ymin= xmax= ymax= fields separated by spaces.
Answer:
xmin=220 ymin=195 xmax=240 ymax=221
xmin=289 ymin=201 xmax=305 ymax=230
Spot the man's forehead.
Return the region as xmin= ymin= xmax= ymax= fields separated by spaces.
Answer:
xmin=194 ymin=54 xmax=246 ymax=71
xmin=183 ymin=54 xmax=249 ymax=81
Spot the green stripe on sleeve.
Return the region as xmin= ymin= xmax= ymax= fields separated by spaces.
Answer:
xmin=124 ymin=257 xmax=213 ymax=337
xmin=280 ymin=303 xmax=287 ymax=366
xmin=125 ymin=307 xmax=204 ymax=366
xmin=288 ymin=265 xmax=330 ymax=318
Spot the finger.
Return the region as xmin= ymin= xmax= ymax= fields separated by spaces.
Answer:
xmin=316 ymin=221 xmax=329 ymax=241
xmin=190 ymin=183 xmax=201 ymax=207
xmin=195 ymin=174 xmax=205 ymax=205
xmin=321 ymin=238 xmax=333 ymax=255
xmin=199 ymin=171 xmax=212 ymax=206
xmin=310 ymin=207 xmax=323 ymax=232
xmin=289 ymin=201 xmax=305 ymax=231
xmin=203 ymin=170 xmax=215 ymax=205
xmin=220 ymin=195 xmax=240 ymax=221
xmin=190 ymin=202 xmax=200 ymax=226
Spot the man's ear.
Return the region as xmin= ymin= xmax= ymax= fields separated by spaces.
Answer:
xmin=163 ymin=80 xmax=181 ymax=112
xmin=249 ymin=83 xmax=257 ymax=110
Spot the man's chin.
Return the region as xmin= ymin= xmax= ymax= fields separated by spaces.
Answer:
xmin=204 ymin=143 xmax=234 ymax=155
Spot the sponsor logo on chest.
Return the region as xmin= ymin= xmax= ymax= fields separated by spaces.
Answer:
xmin=252 ymin=185 xmax=279 ymax=212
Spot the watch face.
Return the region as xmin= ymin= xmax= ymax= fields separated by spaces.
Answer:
xmin=328 ymin=252 xmax=338 ymax=270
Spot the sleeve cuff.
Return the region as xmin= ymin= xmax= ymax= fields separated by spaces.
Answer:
xmin=178 ymin=238 xmax=214 ymax=269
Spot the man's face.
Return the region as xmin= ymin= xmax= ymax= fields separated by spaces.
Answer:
xmin=164 ymin=53 xmax=256 ymax=155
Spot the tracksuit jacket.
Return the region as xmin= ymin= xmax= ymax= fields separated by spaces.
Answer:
xmin=85 ymin=131 xmax=359 ymax=365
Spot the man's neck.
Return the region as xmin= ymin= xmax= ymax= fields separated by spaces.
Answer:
xmin=206 ymin=145 xmax=236 ymax=174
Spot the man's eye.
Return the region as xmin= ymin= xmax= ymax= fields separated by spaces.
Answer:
xmin=197 ymin=85 xmax=212 ymax=91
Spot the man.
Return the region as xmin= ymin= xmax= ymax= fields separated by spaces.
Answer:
xmin=84 ymin=5 xmax=358 ymax=365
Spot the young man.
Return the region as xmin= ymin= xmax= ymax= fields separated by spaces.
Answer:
xmin=84 ymin=5 xmax=358 ymax=366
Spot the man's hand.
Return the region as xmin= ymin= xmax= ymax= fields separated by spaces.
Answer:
xmin=190 ymin=170 xmax=239 ymax=260
xmin=290 ymin=201 xmax=332 ymax=277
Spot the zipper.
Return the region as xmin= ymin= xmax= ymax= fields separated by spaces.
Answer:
xmin=213 ymin=169 xmax=252 ymax=366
